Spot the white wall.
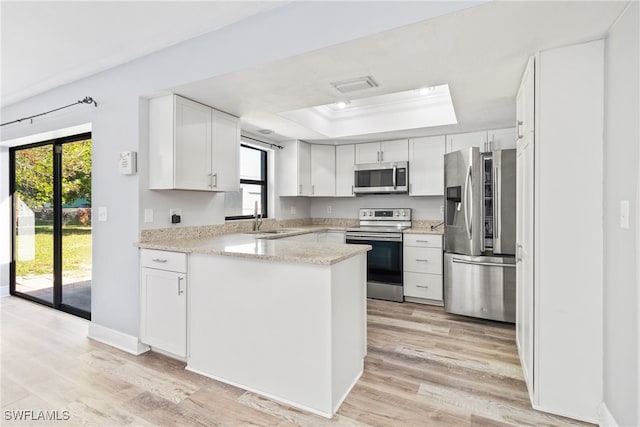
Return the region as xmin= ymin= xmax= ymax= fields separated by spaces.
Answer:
xmin=602 ymin=3 xmax=639 ymax=426
xmin=2 ymin=2 xmax=469 ymax=337
xmin=310 ymin=195 xmax=443 ymax=220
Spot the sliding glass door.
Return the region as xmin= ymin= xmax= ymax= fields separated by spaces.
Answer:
xmin=10 ymin=133 xmax=92 ymax=319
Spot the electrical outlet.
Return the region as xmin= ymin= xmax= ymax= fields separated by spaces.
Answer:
xmin=144 ymin=209 xmax=153 ymax=223
xmin=98 ymin=207 xmax=108 ymax=222
xmin=169 ymin=209 xmax=182 ymax=224
xmin=620 ymin=200 xmax=630 ymax=229
xmin=327 ymin=205 xmax=332 ymax=214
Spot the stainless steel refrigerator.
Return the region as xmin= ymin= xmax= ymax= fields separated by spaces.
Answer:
xmin=443 ymin=147 xmax=516 ymax=323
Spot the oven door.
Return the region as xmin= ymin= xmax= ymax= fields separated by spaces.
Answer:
xmin=346 ymin=233 xmax=403 ymax=301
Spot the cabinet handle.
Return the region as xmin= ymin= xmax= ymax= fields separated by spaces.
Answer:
xmin=178 ymin=276 xmax=185 ymax=295
xmin=517 ymin=120 xmax=524 ymax=139
xmin=380 ymin=151 xmax=384 ymax=162
xmin=416 ymin=284 xmax=430 ymax=289
xmin=207 ymin=173 xmax=213 ymax=188
xmin=416 ymin=259 xmax=429 ymax=262
xmin=377 ymin=151 xmax=380 ymax=162
xmin=415 ymin=240 xmax=430 ymax=243
xmin=299 ymin=184 xmax=302 ymax=195
xmin=212 ymin=173 xmax=218 ymax=188
xmin=152 ymin=258 xmax=168 ymax=263
xmin=312 ymin=184 xmax=315 ymax=195
xmin=351 ymin=185 xmax=354 ymax=195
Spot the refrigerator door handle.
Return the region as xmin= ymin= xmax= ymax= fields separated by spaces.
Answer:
xmin=464 ymin=163 xmax=472 ymax=240
xmin=452 ymin=257 xmax=516 ymax=268
xmin=494 ymin=165 xmax=501 ymax=252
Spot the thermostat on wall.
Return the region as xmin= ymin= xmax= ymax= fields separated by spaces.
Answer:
xmin=119 ymin=151 xmax=137 ymax=175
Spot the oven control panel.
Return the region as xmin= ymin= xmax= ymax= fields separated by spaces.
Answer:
xmin=358 ymin=208 xmax=411 ymax=221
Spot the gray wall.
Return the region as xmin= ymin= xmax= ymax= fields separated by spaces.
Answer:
xmin=1 ymin=2 xmax=460 ymax=336
xmin=603 ymin=3 xmax=639 ymax=426
xmin=310 ymin=195 xmax=443 ymax=220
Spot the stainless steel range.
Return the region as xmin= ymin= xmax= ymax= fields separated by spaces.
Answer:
xmin=346 ymin=208 xmax=411 ymax=302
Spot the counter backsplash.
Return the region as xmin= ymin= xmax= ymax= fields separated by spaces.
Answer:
xmin=139 ymin=217 xmax=441 ymax=242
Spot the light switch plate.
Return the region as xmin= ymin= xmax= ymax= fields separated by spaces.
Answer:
xmin=144 ymin=209 xmax=153 ymax=223
xmin=620 ymin=200 xmax=630 ymax=229
xmin=98 ymin=207 xmax=108 ymax=222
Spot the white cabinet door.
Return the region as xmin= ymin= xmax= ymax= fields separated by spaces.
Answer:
xmin=311 ymin=145 xmax=335 ymax=197
xmin=174 ymin=96 xmax=213 ymax=190
xmin=278 ymin=140 xmax=312 ymax=197
xmin=211 ymin=108 xmax=240 ymax=192
xmin=446 ymin=130 xmax=487 ymax=153
xmin=380 ymin=139 xmax=408 ymax=162
xmin=488 ymin=127 xmax=517 ymax=151
xmin=140 ymin=267 xmax=187 ymax=357
xmin=355 ymin=142 xmax=380 ymax=164
xmin=335 ymin=145 xmax=355 ymax=197
xmin=408 ymin=136 xmax=445 ymax=196
xmin=516 ymin=57 xmax=535 ymax=392
xmin=298 ymin=141 xmax=312 ymax=196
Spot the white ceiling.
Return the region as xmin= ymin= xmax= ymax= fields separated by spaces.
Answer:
xmin=173 ymin=0 xmax=627 ymax=143
xmin=1 ymin=1 xmax=628 ymax=143
xmin=0 ymin=1 xmax=285 ymax=107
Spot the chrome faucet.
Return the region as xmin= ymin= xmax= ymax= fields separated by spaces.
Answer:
xmin=253 ymin=213 xmax=263 ymax=231
xmin=252 ymin=201 xmax=263 ymax=231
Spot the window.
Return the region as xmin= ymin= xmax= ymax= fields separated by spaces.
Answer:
xmin=225 ymin=144 xmax=267 ymax=220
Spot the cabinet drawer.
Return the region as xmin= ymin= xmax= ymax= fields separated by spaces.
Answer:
xmin=404 ymin=247 xmax=442 ymax=274
xmin=141 ymin=249 xmax=187 ymax=273
xmin=404 ymin=234 xmax=442 ymax=248
xmin=404 ymin=272 xmax=443 ymax=300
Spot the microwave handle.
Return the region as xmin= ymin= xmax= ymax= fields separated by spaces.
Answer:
xmin=392 ymin=165 xmax=397 ymax=189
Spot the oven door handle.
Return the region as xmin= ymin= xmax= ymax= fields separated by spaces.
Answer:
xmin=392 ymin=165 xmax=397 ymax=189
xmin=346 ymin=235 xmax=402 ymax=242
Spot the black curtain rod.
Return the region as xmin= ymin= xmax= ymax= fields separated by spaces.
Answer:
xmin=242 ymin=134 xmax=283 ymax=149
xmin=0 ymin=96 xmax=98 ymax=127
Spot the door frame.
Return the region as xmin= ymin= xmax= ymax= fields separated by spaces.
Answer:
xmin=9 ymin=132 xmax=92 ymax=320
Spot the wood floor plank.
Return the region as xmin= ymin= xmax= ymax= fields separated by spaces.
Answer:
xmin=1 ymin=296 xmax=595 ymax=427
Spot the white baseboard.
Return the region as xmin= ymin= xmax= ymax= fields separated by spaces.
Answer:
xmin=0 ymin=285 xmax=9 ymax=297
xmin=598 ymin=402 xmax=619 ymax=427
xmin=88 ymin=322 xmax=150 ymax=355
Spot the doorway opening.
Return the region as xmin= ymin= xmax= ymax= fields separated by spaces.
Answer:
xmin=10 ymin=132 xmax=92 ymax=319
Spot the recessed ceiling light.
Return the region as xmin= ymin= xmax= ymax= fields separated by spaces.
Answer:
xmin=419 ymin=87 xmax=435 ymax=95
xmin=258 ymin=129 xmax=273 ymax=135
xmin=336 ymin=101 xmax=350 ymax=109
xmin=331 ymin=76 xmax=378 ymax=94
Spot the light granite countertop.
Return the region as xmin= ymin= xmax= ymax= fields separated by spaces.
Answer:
xmin=138 ymin=227 xmax=370 ymax=265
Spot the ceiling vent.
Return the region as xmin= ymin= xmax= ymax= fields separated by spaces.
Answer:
xmin=330 ymin=76 xmax=378 ymax=94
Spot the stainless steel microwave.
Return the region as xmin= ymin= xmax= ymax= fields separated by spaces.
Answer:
xmin=353 ymin=161 xmax=408 ymax=194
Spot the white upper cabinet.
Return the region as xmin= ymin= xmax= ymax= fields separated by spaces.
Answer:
xmin=355 ymin=139 xmax=408 ymax=164
xmin=149 ymin=94 xmax=240 ymax=191
xmin=446 ymin=128 xmax=516 ymax=153
xmin=445 ymin=130 xmax=487 ymax=153
xmin=211 ymin=108 xmax=241 ymax=191
xmin=278 ymin=140 xmax=312 ymax=196
xmin=335 ymin=144 xmax=355 ymax=197
xmin=488 ymin=127 xmax=517 ymax=151
xmin=408 ymin=136 xmax=445 ymax=196
xmin=310 ymin=144 xmax=336 ymax=197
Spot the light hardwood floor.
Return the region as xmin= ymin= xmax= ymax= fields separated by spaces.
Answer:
xmin=1 ymin=296 xmax=592 ymax=426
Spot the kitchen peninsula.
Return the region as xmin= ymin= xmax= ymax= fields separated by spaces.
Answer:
xmin=138 ymin=230 xmax=370 ymax=418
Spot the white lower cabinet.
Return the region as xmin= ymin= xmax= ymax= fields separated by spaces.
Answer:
xmin=140 ymin=249 xmax=187 ymax=358
xmin=403 ymin=234 xmax=443 ymax=305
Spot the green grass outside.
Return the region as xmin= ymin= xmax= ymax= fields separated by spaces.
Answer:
xmin=16 ymin=221 xmax=92 ymax=277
